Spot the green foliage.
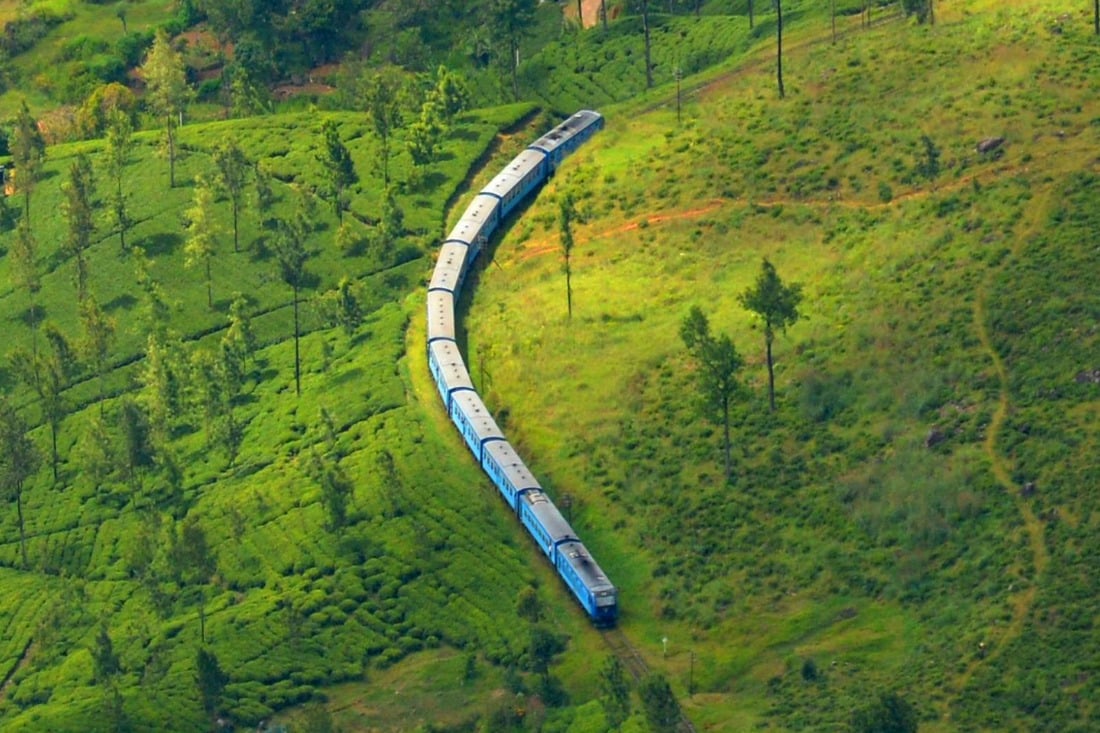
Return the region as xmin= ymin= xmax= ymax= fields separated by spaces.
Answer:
xmin=739 ymin=257 xmax=803 ymax=410
xmin=850 ymin=692 xmax=918 ymax=733
xmin=212 ymin=137 xmax=251 ymax=252
xmin=0 ymin=397 xmax=39 ymax=569
xmin=141 ymin=29 xmax=192 ymax=187
xmin=638 ymin=673 xmax=681 ymax=733
xmin=195 ymin=647 xmax=228 ymax=718
xmin=318 ymin=119 xmax=357 ymax=219
xmin=598 ymin=656 xmax=631 ymax=730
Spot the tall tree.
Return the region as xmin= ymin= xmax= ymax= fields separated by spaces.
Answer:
xmin=739 ymin=258 xmax=803 ymax=411
xmin=91 ymin=624 xmax=121 ymax=686
xmin=79 ymin=295 xmax=116 ymax=413
xmin=599 ymin=656 xmax=631 ymax=730
xmin=0 ymin=398 xmax=39 ymax=569
xmin=10 ymin=219 xmax=42 ymax=361
xmin=748 ymin=0 xmax=755 ymax=29
xmin=527 ymin=625 xmax=566 ymax=679
xmin=212 ymin=138 xmax=250 ymax=252
xmin=680 ymin=307 xmax=743 ymax=481
xmin=105 ymin=111 xmax=135 ymax=253
xmin=195 ymin=647 xmax=228 ymax=725
xmin=142 ymin=29 xmax=192 ymax=188
xmin=173 ymin=516 xmax=217 ymax=641
xmin=640 ymin=0 xmax=654 ymax=88
xmin=776 ymin=0 xmax=785 ymax=98
xmin=318 ymin=276 xmax=365 ymax=339
xmin=62 ymin=154 xmax=96 ymax=302
xmin=360 ymin=72 xmax=403 ymax=187
xmin=221 ymin=293 xmax=257 ymax=393
xmin=309 ymin=450 xmax=352 ymax=532
xmin=488 ymin=0 xmax=536 ymax=100
xmin=273 ymin=210 xmax=312 ymax=396
xmin=559 ymin=193 xmax=577 ymax=319
xmin=638 ymin=673 xmax=682 ymax=733
xmin=12 ymin=325 xmax=74 ymax=482
xmin=184 ymin=174 xmax=221 ymax=309
xmin=10 ymin=100 xmax=46 ymax=223
xmin=318 ymin=119 xmax=357 ymax=219
xmin=117 ymin=397 xmax=155 ymax=493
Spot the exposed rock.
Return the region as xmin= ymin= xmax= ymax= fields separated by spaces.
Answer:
xmin=925 ymin=427 xmax=947 ymax=448
xmin=977 ymin=136 xmax=1005 ymax=154
xmin=1074 ymin=368 xmax=1100 ymax=385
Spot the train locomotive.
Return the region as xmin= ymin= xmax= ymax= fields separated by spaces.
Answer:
xmin=427 ymin=110 xmax=618 ymax=625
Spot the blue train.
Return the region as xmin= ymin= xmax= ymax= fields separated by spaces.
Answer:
xmin=427 ymin=110 xmax=618 ymax=625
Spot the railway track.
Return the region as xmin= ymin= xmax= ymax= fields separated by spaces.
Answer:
xmin=601 ymin=627 xmax=697 ymax=733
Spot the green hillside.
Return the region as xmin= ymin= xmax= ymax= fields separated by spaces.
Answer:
xmin=466 ymin=1 xmax=1099 ymax=731
xmin=0 ymin=0 xmax=1096 ymax=731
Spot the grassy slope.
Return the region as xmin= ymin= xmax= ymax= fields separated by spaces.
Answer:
xmin=465 ymin=1 xmax=1098 ymax=730
xmin=0 ymin=103 xmax=578 ymax=731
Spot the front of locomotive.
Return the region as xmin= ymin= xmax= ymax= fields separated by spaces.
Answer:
xmin=592 ymin=585 xmax=619 ymax=626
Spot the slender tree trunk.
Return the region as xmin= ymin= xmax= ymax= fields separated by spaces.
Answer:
xmin=1095 ymin=0 xmax=1099 ymax=35
xmin=642 ymin=0 xmax=653 ymax=89
xmin=576 ymin=0 xmax=583 ymax=27
xmin=232 ymin=203 xmax=239 ymax=252
xmin=166 ymin=115 xmax=176 ymax=188
xmin=748 ymin=0 xmax=754 ymax=29
xmin=51 ymin=421 xmax=59 ymax=481
xmin=23 ymin=189 xmax=31 ymax=226
xmin=929 ymin=0 xmax=935 ymax=25
xmin=511 ymin=39 xmax=520 ymax=100
xmin=117 ymin=178 xmax=128 ymax=252
xmin=776 ymin=0 xmax=785 ymax=99
xmin=205 ymin=258 xmax=212 ymax=309
xmin=292 ymin=285 xmax=301 ymax=396
xmin=831 ymin=0 xmax=837 ymax=43
xmin=722 ymin=396 xmax=732 ymax=481
xmin=565 ymin=265 xmax=573 ymax=319
xmin=199 ymin=591 xmax=206 ymax=643
xmin=765 ymin=334 xmax=776 ymax=411
xmin=17 ymin=488 xmax=27 ymax=569
xmin=601 ymin=0 xmax=608 ymax=30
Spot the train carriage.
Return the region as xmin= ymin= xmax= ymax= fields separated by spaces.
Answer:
xmin=446 ymin=193 xmax=500 ymax=262
xmin=556 ymin=540 xmax=618 ymax=625
xmin=481 ymin=440 xmax=542 ymax=512
xmin=518 ymin=489 xmax=577 ymax=559
xmin=481 ymin=149 xmax=550 ymax=219
xmin=427 ymin=109 xmax=616 ymax=624
xmin=426 ymin=290 xmax=456 ymax=344
xmin=529 ymin=110 xmax=605 ymax=170
xmin=429 ymin=241 xmax=471 ymax=298
xmin=428 ymin=339 xmax=474 ymax=406
xmin=449 ymin=390 xmax=505 ymax=462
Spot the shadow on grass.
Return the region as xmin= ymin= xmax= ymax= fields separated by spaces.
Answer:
xmin=138 ymin=231 xmax=184 ymax=257
xmin=104 ymin=293 xmax=138 ymax=313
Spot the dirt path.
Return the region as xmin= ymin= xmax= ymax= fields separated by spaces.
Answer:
xmin=511 ymin=156 xmax=1040 ymax=265
xmin=948 ymin=184 xmax=1052 ymax=704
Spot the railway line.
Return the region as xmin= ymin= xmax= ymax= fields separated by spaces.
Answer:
xmin=600 ymin=627 xmax=696 ymax=733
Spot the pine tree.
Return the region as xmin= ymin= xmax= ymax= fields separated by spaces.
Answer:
xmin=141 ymin=30 xmax=192 ymax=188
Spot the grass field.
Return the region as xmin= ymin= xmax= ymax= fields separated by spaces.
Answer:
xmin=0 ymin=0 xmax=1096 ymax=731
xmin=464 ymin=1 xmax=1099 ymax=729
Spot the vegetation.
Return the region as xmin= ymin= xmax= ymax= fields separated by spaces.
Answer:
xmin=0 ymin=1 xmax=1096 ymax=731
